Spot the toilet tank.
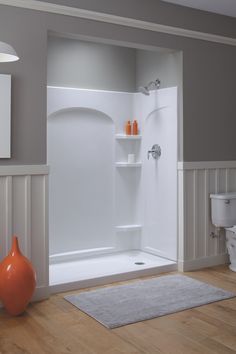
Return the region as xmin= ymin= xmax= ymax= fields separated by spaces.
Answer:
xmin=210 ymin=192 xmax=236 ymax=227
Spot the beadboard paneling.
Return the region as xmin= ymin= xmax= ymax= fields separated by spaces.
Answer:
xmin=0 ymin=166 xmax=49 ymax=301
xmin=178 ymin=164 xmax=234 ymax=271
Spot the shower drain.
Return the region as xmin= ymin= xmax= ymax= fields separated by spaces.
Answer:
xmin=134 ymin=262 xmax=145 ymax=265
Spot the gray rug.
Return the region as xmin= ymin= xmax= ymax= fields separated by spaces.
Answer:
xmin=64 ymin=274 xmax=235 ymax=328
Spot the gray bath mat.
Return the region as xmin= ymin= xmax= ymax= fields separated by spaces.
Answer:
xmin=64 ymin=274 xmax=235 ymax=328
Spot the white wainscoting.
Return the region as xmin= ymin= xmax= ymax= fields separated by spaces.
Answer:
xmin=178 ymin=161 xmax=236 ymax=271
xmin=0 ymin=165 xmax=49 ymax=301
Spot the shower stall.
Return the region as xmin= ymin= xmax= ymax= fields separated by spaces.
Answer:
xmin=47 ymin=83 xmax=178 ymax=292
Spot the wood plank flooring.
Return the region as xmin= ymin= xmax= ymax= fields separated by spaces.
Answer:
xmin=0 ymin=265 xmax=236 ymax=354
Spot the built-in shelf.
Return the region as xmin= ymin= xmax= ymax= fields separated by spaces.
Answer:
xmin=115 ymin=224 xmax=142 ymax=232
xmin=116 ymin=162 xmax=142 ymax=167
xmin=115 ymin=134 xmax=142 ymax=140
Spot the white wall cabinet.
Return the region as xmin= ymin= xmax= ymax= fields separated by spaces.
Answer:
xmin=0 ymin=74 xmax=11 ymax=158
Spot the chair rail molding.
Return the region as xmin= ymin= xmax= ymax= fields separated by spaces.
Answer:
xmin=178 ymin=161 xmax=236 ymax=170
xmin=178 ymin=160 xmax=236 ymax=271
xmin=0 ymin=0 xmax=236 ymax=47
xmin=0 ymin=164 xmax=49 ymax=301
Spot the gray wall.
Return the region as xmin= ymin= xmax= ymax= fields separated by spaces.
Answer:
xmin=0 ymin=7 xmax=47 ymax=165
xmin=135 ymin=49 xmax=183 ymax=159
xmin=47 ymin=36 xmax=136 ymax=91
xmin=48 ymin=36 xmax=181 ymax=92
xmin=136 ymin=50 xmax=182 ymax=89
xmin=0 ymin=2 xmax=236 ymax=163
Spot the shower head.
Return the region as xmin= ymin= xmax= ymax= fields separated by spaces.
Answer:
xmin=153 ymin=78 xmax=161 ymax=89
xmin=138 ymin=78 xmax=161 ymax=95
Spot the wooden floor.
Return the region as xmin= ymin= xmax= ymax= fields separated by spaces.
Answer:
xmin=1 ymin=266 xmax=236 ymax=354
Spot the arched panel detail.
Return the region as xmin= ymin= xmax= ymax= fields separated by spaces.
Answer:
xmin=145 ymin=106 xmax=168 ymax=122
xmin=48 ymin=107 xmax=115 ymax=124
xmin=48 ymin=107 xmax=115 ymax=256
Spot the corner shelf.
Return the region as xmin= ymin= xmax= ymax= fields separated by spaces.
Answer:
xmin=116 ymin=162 xmax=142 ymax=167
xmin=115 ymin=134 xmax=142 ymax=140
xmin=115 ymin=224 xmax=142 ymax=232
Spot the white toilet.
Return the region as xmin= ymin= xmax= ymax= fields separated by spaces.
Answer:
xmin=210 ymin=192 xmax=236 ymax=271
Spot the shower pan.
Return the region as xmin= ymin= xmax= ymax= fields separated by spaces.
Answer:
xmin=47 ymin=85 xmax=178 ymax=292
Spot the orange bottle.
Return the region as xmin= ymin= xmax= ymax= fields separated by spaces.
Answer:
xmin=125 ymin=120 xmax=131 ymax=135
xmin=132 ymin=120 xmax=138 ymax=135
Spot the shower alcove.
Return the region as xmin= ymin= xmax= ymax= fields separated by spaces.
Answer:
xmin=47 ymin=86 xmax=178 ymax=292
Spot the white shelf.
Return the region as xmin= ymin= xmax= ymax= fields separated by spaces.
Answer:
xmin=116 ymin=162 xmax=142 ymax=167
xmin=115 ymin=134 xmax=142 ymax=140
xmin=116 ymin=224 xmax=142 ymax=232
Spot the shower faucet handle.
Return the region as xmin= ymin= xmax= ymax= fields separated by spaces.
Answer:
xmin=147 ymin=144 xmax=161 ymax=160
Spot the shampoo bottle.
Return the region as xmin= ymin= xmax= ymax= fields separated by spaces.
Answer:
xmin=125 ymin=120 xmax=131 ymax=135
xmin=132 ymin=120 xmax=138 ymax=135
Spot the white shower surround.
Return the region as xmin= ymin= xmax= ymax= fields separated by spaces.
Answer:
xmin=0 ymin=87 xmax=232 ymax=301
xmin=47 ymin=86 xmax=178 ymax=270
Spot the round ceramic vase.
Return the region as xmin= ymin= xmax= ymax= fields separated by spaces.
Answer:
xmin=0 ymin=236 xmax=36 ymax=315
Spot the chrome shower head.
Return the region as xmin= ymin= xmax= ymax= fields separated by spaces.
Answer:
xmin=138 ymin=78 xmax=161 ymax=95
xmin=154 ymin=78 xmax=161 ymax=89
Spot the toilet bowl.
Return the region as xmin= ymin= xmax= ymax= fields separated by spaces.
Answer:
xmin=210 ymin=192 xmax=236 ymax=272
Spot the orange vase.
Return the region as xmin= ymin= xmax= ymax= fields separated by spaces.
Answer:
xmin=0 ymin=236 xmax=36 ymax=315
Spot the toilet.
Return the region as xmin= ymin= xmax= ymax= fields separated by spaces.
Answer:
xmin=210 ymin=192 xmax=236 ymax=271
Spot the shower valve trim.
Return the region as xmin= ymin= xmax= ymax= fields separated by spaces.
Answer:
xmin=147 ymin=144 xmax=161 ymax=160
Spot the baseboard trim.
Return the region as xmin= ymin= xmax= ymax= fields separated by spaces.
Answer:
xmin=32 ymin=286 xmax=50 ymax=302
xmin=178 ymin=254 xmax=229 ymax=272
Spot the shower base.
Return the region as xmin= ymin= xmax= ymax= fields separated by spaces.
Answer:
xmin=49 ymin=250 xmax=177 ymax=294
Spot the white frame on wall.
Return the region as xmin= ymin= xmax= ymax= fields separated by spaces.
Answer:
xmin=0 ymin=74 xmax=11 ymax=158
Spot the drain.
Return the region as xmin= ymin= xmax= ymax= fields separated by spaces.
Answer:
xmin=134 ymin=262 xmax=145 ymax=265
